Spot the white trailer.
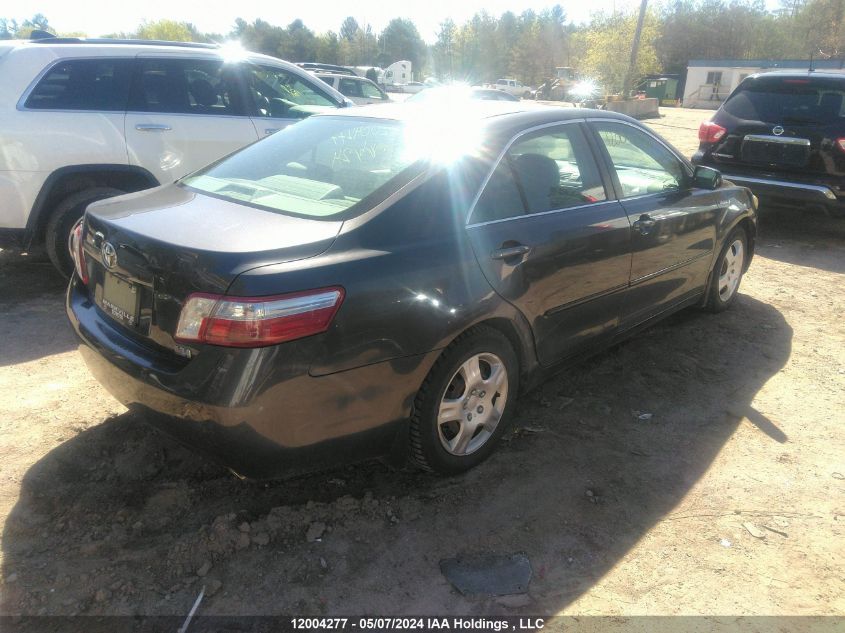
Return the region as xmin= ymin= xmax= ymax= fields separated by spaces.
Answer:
xmin=381 ymin=60 xmax=412 ymax=89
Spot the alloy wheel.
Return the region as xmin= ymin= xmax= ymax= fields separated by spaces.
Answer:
xmin=436 ymin=352 xmax=508 ymax=456
xmin=718 ymin=239 xmax=744 ymax=302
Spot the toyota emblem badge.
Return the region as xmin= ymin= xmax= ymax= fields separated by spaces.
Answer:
xmin=101 ymin=242 xmax=117 ymax=269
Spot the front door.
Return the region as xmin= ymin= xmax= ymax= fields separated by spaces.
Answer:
xmin=466 ymin=122 xmax=632 ymax=366
xmin=125 ymin=56 xmax=258 ymax=184
xmin=589 ymin=120 xmax=722 ymax=328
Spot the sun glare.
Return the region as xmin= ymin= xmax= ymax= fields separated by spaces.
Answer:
xmin=570 ymin=79 xmax=599 ymax=100
xmin=401 ymin=103 xmax=484 ymax=165
xmin=218 ymin=40 xmax=249 ymax=63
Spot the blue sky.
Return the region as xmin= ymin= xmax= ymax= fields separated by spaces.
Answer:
xmin=4 ymin=0 xmax=782 ymax=43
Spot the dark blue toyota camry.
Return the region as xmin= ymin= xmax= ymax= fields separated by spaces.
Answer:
xmin=67 ymin=102 xmax=757 ymax=477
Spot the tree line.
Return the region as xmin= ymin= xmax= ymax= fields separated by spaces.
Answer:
xmin=3 ymin=1 xmax=845 ymax=93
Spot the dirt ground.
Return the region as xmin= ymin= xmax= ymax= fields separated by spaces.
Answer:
xmin=0 ymin=108 xmax=843 ymax=623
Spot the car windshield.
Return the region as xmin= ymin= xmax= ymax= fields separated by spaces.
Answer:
xmin=723 ymin=78 xmax=845 ymax=124
xmin=182 ymin=115 xmax=482 ymax=219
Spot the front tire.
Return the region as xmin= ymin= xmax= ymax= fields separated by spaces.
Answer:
xmin=410 ymin=327 xmax=519 ymax=475
xmin=45 ymin=187 xmax=125 ymax=277
xmin=705 ymin=227 xmax=747 ymax=312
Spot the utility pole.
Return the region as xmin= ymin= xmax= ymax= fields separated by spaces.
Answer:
xmin=623 ymin=0 xmax=648 ymax=99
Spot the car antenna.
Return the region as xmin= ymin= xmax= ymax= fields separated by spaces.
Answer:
xmin=809 ymin=52 xmax=815 ymax=73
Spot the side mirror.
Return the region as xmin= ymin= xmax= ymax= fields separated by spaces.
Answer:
xmin=692 ymin=165 xmax=722 ymax=190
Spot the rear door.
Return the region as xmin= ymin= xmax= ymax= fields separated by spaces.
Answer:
xmin=13 ymin=57 xmax=133 ymax=220
xmin=243 ymin=64 xmax=340 ymax=139
xmin=589 ymin=120 xmax=721 ymax=327
xmin=125 ymin=56 xmax=258 ymax=184
xmin=466 ymin=122 xmax=632 ymax=366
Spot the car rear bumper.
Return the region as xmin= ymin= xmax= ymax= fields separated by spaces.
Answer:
xmin=722 ymin=174 xmax=839 ymax=205
xmin=66 ymin=278 xmax=437 ymax=477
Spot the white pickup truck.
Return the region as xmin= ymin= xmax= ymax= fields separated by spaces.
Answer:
xmin=493 ymin=79 xmax=531 ymax=98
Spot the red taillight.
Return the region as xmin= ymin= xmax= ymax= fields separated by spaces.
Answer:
xmin=174 ymin=287 xmax=344 ymax=348
xmin=699 ymin=121 xmax=727 ymax=144
xmin=835 ymin=137 xmax=845 ymax=153
xmin=68 ymin=219 xmax=89 ymax=284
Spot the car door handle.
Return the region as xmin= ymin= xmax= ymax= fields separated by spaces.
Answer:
xmin=490 ymin=244 xmax=531 ymax=260
xmin=633 ymin=214 xmax=656 ymax=234
xmin=265 ymin=128 xmax=279 ymax=135
xmin=135 ymin=123 xmax=172 ymax=132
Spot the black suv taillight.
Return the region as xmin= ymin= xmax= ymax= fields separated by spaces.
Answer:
xmin=699 ymin=121 xmax=727 ymax=144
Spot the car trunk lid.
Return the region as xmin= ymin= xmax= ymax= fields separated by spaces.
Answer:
xmin=81 ymin=184 xmax=342 ymax=355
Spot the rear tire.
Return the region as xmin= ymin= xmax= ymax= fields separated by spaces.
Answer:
xmin=704 ymin=226 xmax=747 ymax=313
xmin=409 ymin=327 xmax=519 ymax=475
xmin=45 ymin=187 xmax=125 ymax=277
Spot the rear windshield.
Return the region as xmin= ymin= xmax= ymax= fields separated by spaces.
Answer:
xmin=723 ymin=77 xmax=845 ymax=124
xmin=183 ymin=114 xmax=485 ymax=219
xmin=183 ymin=117 xmax=420 ymax=219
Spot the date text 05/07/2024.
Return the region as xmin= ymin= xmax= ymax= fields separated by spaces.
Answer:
xmin=290 ymin=618 xmax=547 ymax=631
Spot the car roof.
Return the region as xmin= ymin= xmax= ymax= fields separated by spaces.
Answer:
xmin=409 ymin=86 xmax=520 ymax=102
xmin=316 ymin=102 xmax=639 ymax=138
xmin=315 ymin=73 xmax=372 ymax=81
xmin=321 ymin=101 xmax=630 ymax=123
xmin=2 ymin=39 xmax=350 ymax=107
xmin=298 ymin=62 xmax=356 ymax=75
xmin=746 ymin=70 xmax=845 ymax=81
xmin=7 ymin=38 xmax=297 ymax=68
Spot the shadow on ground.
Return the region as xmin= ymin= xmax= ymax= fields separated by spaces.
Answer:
xmin=0 ymin=251 xmax=75 ymax=366
xmin=756 ymin=207 xmax=845 ymax=274
xmin=2 ymin=292 xmax=792 ymax=620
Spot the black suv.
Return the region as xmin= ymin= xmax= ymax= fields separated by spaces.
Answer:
xmin=693 ymin=71 xmax=845 ymax=216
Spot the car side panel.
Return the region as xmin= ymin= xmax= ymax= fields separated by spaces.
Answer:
xmin=125 ymin=111 xmax=258 ymax=182
xmin=616 ymin=188 xmax=722 ymax=326
xmin=0 ymin=170 xmax=45 ymax=229
xmin=467 ymin=201 xmax=632 ymax=366
xmin=224 ymin=169 xmax=542 ymax=380
xmin=1 ymin=110 xmax=129 ymax=229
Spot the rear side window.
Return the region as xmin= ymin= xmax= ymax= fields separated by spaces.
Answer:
xmin=472 ymin=160 xmax=526 ymax=224
xmin=723 ymin=78 xmax=845 ymax=124
xmin=471 ymin=123 xmax=606 ymax=224
xmin=336 ymin=78 xmax=383 ymax=100
xmin=339 ymin=78 xmax=363 ymax=98
xmin=509 ymin=125 xmax=606 ymax=212
xmin=25 ymin=59 xmax=132 ymax=111
xmin=360 ymin=81 xmax=385 ymax=99
xmin=130 ymin=58 xmax=245 ymax=116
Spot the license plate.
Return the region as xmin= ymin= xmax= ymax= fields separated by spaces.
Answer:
xmin=741 ymin=135 xmax=810 ymax=167
xmin=98 ymin=273 xmax=140 ymax=326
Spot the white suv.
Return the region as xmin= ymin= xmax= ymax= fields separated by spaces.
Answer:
xmin=0 ymin=37 xmax=350 ymax=275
